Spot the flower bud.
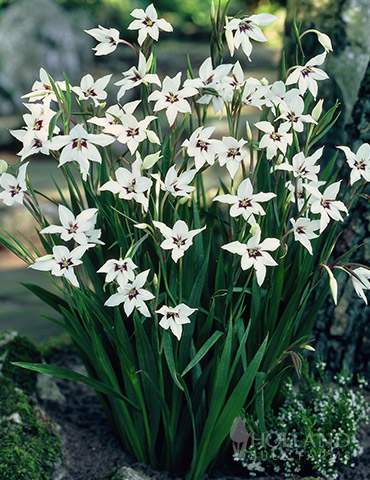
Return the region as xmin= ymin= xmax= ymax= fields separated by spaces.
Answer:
xmin=224 ymin=18 xmax=234 ymax=57
xmin=0 ymin=159 xmax=8 ymax=174
xmin=210 ymin=0 xmax=216 ymax=21
xmin=142 ymin=151 xmax=162 ymax=170
xmin=179 ymin=196 xmax=189 ymax=205
xmin=134 ymin=223 xmax=150 ymax=230
xmin=146 ymin=53 xmax=153 ymax=72
xmin=303 ymin=344 xmax=315 ymax=352
xmin=312 ymin=99 xmax=324 ymax=121
xmin=249 ymin=221 xmax=261 ymax=237
xmin=146 ymin=129 xmax=161 ymax=145
xmin=152 ymin=273 xmax=158 ymax=289
xmin=260 ymin=77 xmax=269 ymax=86
xmin=317 ymin=31 xmax=333 ymax=53
xmin=322 ymin=264 xmax=338 ymax=305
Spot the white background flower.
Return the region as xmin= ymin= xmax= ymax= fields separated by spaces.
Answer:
xmin=97 ymin=257 xmax=137 ymax=285
xmin=156 ymin=303 xmax=197 ymax=340
xmin=85 ymin=25 xmax=121 ymax=56
xmin=0 ymin=162 xmax=29 ymax=206
xmin=128 ymin=4 xmax=173 ymax=45
xmin=337 ymin=144 xmax=370 ymax=185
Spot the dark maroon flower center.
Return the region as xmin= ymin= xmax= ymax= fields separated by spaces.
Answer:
xmin=247 ymin=248 xmax=262 ymax=258
xmin=58 ymin=256 xmax=73 ymax=270
xmin=196 ymin=139 xmax=209 ymax=152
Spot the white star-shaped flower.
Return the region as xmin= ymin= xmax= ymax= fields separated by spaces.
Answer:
xmin=276 ymin=95 xmax=316 ymax=132
xmin=0 ymin=162 xmax=29 ymax=206
xmin=290 ymin=218 xmax=321 ymax=255
xmin=115 ymin=52 xmax=161 ymax=101
xmin=153 ymin=220 xmax=206 ymax=262
xmin=156 ymin=303 xmax=197 ymax=340
xmin=107 ymin=113 xmax=158 ymax=154
xmin=97 ymin=257 xmax=137 ymax=285
xmin=182 ymin=126 xmax=219 ymax=171
xmin=72 ymin=74 xmax=112 ymax=107
xmin=350 ymin=267 xmax=370 ymax=305
xmin=148 ymin=72 xmax=198 ymax=126
xmin=29 ymin=245 xmax=94 ymax=288
xmin=47 ymin=124 xmax=114 ymax=181
xmin=217 ymin=136 xmax=248 ymax=179
xmin=85 ymin=25 xmax=121 ymax=56
xmin=286 ymin=52 xmax=329 ymax=99
xmin=21 ymin=67 xmax=66 ymax=104
xmin=99 ymin=154 xmax=152 ymax=211
xmin=275 ymin=148 xmax=323 ymax=182
xmin=225 ymin=13 xmax=277 ymax=60
xmin=337 ymin=143 xmax=370 ymax=185
xmin=222 ymin=232 xmax=280 ymax=286
xmin=151 ymin=165 xmax=196 ymax=198
xmin=128 ymin=4 xmax=173 ymax=46
xmin=104 ymin=269 xmax=154 ymax=317
xmin=40 ymin=205 xmax=100 ymax=245
xmin=213 ymin=178 xmax=276 ymax=221
xmin=255 ymin=121 xmax=293 ymax=160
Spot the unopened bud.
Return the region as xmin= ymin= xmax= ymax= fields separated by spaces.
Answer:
xmin=0 ymin=159 xmax=8 ymax=174
xmin=224 ymin=18 xmax=235 ymax=57
xmin=286 ymin=190 xmax=294 ymax=205
xmin=152 ymin=273 xmax=158 ymax=289
xmin=146 ymin=129 xmax=161 ymax=145
xmin=303 ymin=344 xmax=315 ymax=352
xmin=322 ymin=264 xmax=338 ymax=305
xmin=317 ymin=31 xmax=333 ymax=53
xmin=142 ymin=151 xmax=162 ymax=170
xmin=260 ymin=77 xmax=269 ymax=86
xmin=249 ymin=221 xmax=261 ymax=237
xmin=146 ymin=53 xmax=154 ymax=72
xmin=312 ymin=99 xmax=324 ymax=121
xmin=179 ymin=196 xmax=189 ymax=205
xmin=134 ymin=223 xmax=150 ymax=230
xmin=246 ymin=121 xmax=252 ymax=142
xmin=210 ymin=0 xmax=216 ymax=20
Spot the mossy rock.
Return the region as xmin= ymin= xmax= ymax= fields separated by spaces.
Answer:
xmin=0 ymin=377 xmax=61 ymax=480
xmin=0 ymin=331 xmax=41 ymax=394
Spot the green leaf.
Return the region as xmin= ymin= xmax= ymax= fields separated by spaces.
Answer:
xmin=181 ymin=331 xmax=223 ymax=376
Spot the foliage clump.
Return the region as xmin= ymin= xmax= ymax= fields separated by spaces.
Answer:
xmin=0 ymin=377 xmax=61 ymax=480
xmin=235 ymin=361 xmax=370 ymax=479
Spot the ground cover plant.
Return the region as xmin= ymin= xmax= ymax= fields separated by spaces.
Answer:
xmin=0 ymin=2 xmax=369 ymax=479
xmin=234 ymin=360 xmax=370 ymax=479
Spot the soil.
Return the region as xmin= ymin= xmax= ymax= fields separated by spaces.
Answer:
xmin=40 ymin=351 xmax=370 ymax=480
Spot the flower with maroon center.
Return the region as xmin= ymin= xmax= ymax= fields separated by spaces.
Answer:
xmin=148 ymin=72 xmax=198 ymax=126
xmin=107 ymin=113 xmax=158 ymax=154
xmin=337 ymin=143 xmax=370 ymax=185
xmin=276 ymin=95 xmax=316 ymax=133
xmin=290 ymin=218 xmax=321 ymax=255
xmin=222 ymin=232 xmax=280 ymax=286
xmin=97 ymin=257 xmax=137 ymax=285
xmin=40 ymin=204 xmax=100 ymax=245
xmin=128 ymin=4 xmax=173 ymax=46
xmin=115 ymin=52 xmax=161 ymax=101
xmin=225 ymin=13 xmax=277 ymax=60
xmin=182 ymin=126 xmax=219 ymax=170
xmin=85 ymin=25 xmax=121 ymax=56
xmin=275 ymin=148 xmax=323 ymax=183
xmin=104 ymin=270 xmax=154 ymax=318
xmin=46 ymin=124 xmax=114 ymax=181
xmin=151 ymin=165 xmax=196 ymax=199
xmin=29 ymin=244 xmax=94 ymax=288
xmin=99 ymin=153 xmax=152 ymax=211
xmin=217 ymin=136 xmax=248 ymax=179
xmin=255 ymin=121 xmax=293 ymax=160
xmin=72 ymin=73 xmax=112 ymax=107
xmin=213 ymin=178 xmax=276 ymax=221
xmin=0 ymin=162 xmax=29 ymax=206
xmin=156 ymin=303 xmax=197 ymax=340
xmin=21 ymin=67 xmax=67 ymax=104
xmin=286 ymin=52 xmax=329 ymax=99
xmin=304 ymin=181 xmax=348 ymax=233
xmin=153 ymin=219 xmax=206 ymax=263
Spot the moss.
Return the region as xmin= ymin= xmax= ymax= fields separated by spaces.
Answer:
xmin=0 ymin=377 xmax=62 ymax=480
xmin=0 ymin=332 xmax=41 ymax=394
xmin=39 ymin=333 xmax=75 ymax=362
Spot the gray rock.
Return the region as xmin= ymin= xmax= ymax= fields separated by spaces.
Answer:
xmin=0 ymin=0 xmax=94 ymax=115
xmin=37 ymin=372 xmax=66 ymax=406
xmin=112 ymin=466 xmax=151 ymax=480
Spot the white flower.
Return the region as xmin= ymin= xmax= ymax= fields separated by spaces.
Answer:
xmin=222 ymin=232 xmax=280 ymax=286
xmin=99 ymin=154 xmax=152 ymax=211
xmin=255 ymin=121 xmax=293 ymax=160
xmin=22 ymin=67 xmax=66 ymax=104
xmin=97 ymin=257 xmax=137 ymax=285
xmin=337 ymin=144 xmax=370 ymax=185
xmin=156 ymin=303 xmax=197 ymax=340
xmin=213 ymin=178 xmax=276 ymax=221
xmin=225 ymin=13 xmax=277 ymax=60
xmin=350 ymin=267 xmax=370 ymax=305
xmin=29 ymin=245 xmax=93 ymax=288
xmin=305 ymin=181 xmax=348 ymax=233
xmin=128 ymin=4 xmax=173 ymax=46
xmin=148 ymin=72 xmax=198 ymax=126
xmin=217 ymin=136 xmax=248 ymax=179
xmin=115 ymin=52 xmax=161 ymax=101
xmin=151 ymin=165 xmax=196 ymax=198
xmin=47 ymin=124 xmax=114 ymax=181
xmin=10 ymin=129 xmax=50 ymax=161
xmin=275 ymin=148 xmax=323 ymax=182
xmin=72 ymin=74 xmax=112 ymax=107
xmin=261 ymin=80 xmax=300 ymax=112
xmin=316 ymin=31 xmax=333 ymax=53
xmin=241 ymin=77 xmax=266 ymax=109
xmin=40 ymin=205 xmax=100 ymax=245
xmin=0 ymin=162 xmax=29 ymax=206
xmin=290 ymin=218 xmax=321 ymax=255
xmin=286 ymin=178 xmax=325 ymax=210
xmin=285 ymin=52 xmax=329 ymax=99
xmin=153 ymin=220 xmax=206 ymax=262
xmin=88 ymin=101 xmax=140 ymax=131
xmin=104 ymin=269 xmax=154 ymax=317
xmin=276 ymin=95 xmax=316 ymax=132
xmin=107 ymin=113 xmax=157 ymax=154
xmin=182 ymin=126 xmax=219 ymax=170
xmin=85 ymin=25 xmax=121 ymax=56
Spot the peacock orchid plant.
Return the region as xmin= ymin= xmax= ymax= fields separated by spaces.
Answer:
xmin=1 ymin=2 xmax=369 ymax=479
